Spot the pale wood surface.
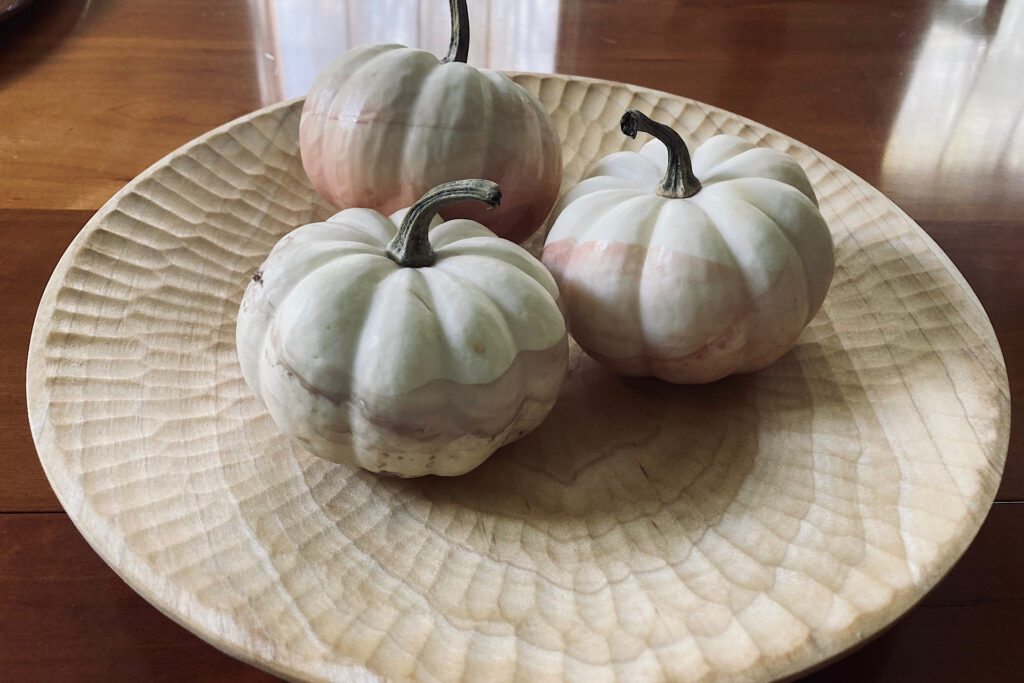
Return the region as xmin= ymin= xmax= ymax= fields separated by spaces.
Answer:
xmin=5 ymin=0 xmax=1022 ymax=679
xmin=4 ymin=505 xmax=1020 ymax=682
xmin=26 ymin=75 xmax=1009 ymax=681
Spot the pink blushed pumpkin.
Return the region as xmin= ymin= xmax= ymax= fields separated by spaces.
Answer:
xmin=237 ymin=180 xmax=568 ymax=477
xmin=542 ymin=110 xmax=834 ymax=384
xmin=299 ymin=0 xmax=562 ymax=244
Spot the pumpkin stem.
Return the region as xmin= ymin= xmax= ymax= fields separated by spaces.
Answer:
xmin=442 ymin=0 xmax=470 ymax=64
xmin=386 ymin=180 xmax=501 ymax=268
xmin=620 ymin=110 xmax=702 ymax=199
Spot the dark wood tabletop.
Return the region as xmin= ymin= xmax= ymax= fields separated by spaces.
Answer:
xmin=2 ymin=0 xmax=1021 ymax=680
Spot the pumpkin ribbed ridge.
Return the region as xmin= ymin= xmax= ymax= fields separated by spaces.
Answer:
xmin=542 ymin=133 xmax=833 ymax=383
xmin=269 ymin=253 xmax=392 ymax=399
xmin=245 ymin=211 xmax=565 ymax=400
xmin=433 ymin=255 xmax=554 ymax=352
xmin=238 ymin=205 xmax=568 ymax=474
xmin=299 ymin=45 xmax=561 ymax=242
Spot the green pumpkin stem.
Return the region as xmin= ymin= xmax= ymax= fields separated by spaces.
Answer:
xmin=386 ymin=180 xmax=501 ymax=268
xmin=442 ymin=0 xmax=470 ymax=63
xmin=620 ymin=110 xmax=702 ymax=199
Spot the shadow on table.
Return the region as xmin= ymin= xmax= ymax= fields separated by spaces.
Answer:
xmin=0 ymin=0 xmax=92 ymax=88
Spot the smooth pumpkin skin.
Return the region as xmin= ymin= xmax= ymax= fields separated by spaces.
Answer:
xmin=237 ymin=208 xmax=568 ymax=476
xmin=300 ymin=44 xmax=562 ymax=244
xmin=542 ymin=134 xmax=834 ymax=384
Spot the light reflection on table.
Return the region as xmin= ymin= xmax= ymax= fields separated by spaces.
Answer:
xmin=882 ymin=0 xmax=1024 ymax=214
xmin=248 ymin=0 xmax=559 ymax=103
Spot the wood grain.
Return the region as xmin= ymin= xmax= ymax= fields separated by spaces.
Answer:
xmin=0 ymin=513 xmax=279 ymax=682
xmin=26 ymin=77 xmax=1009 ymax=681
xmin=920 ymin=220 xmax=1024 ymax=502
xmin=800 ymin=501 xmax=1024 ymax=682
xmin=0 ymin=210 xmax=91 ymax=512
xmin=0 ymin=0 xmax=261 ymax=211
xmin=3 ymin=0 xmax=1022 ymax=680
xmin=2 ymin=504 xmax=1020 ymax=682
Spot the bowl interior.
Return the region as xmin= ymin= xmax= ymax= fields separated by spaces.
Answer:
xmin=28 ymin=75 xmax=1009 ymax=682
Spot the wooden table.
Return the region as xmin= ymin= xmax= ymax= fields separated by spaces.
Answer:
xmin=2 ymin=0 xmax=1020 ymax=680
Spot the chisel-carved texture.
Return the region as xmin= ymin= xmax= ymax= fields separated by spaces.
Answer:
xmin=28 ymin=74 xmax=1009 ymax=682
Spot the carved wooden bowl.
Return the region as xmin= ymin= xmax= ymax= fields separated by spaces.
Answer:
xmin=27 ymin=74 xmax=1009 ymax=681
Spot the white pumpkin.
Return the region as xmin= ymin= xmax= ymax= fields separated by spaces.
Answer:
xmin=542 ymin=110 xmax=834 ymax=384
xmin=299 ymin=0 xmax=562 ymax=244
xmin=237 ymin=180 xmax=568 ymax=477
